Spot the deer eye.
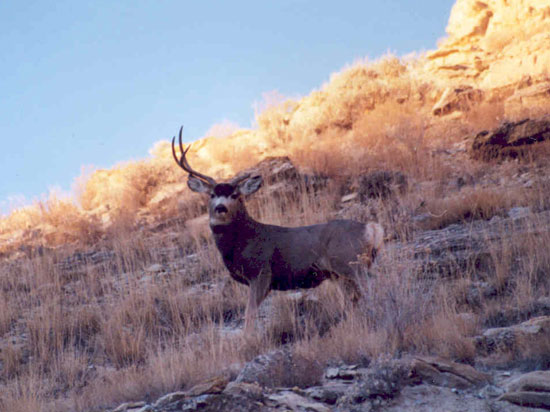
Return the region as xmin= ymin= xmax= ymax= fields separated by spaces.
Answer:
xmin=210 ymin=193 xmax=215 ymax=199
xmin=231 ymin=193 xmax=239 ymax=199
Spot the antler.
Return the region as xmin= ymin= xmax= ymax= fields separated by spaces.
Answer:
xmin=171 ymin=126 xmax=217 ymax=186
xmin=229 ymin=173 xmax=252 ymax=186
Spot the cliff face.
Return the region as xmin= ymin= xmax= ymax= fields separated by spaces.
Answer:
xmin=426 ymin=0 xmax=550 ymax=88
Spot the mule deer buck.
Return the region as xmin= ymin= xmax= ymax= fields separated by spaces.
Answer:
xmin=172 ymin=127 xmax=384 ymax=332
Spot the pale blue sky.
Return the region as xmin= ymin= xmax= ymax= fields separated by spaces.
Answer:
xmin=0 ymin=0 xmax=455 ymax=214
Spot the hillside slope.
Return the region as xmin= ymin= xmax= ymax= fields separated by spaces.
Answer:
xmin=2 ymin=0 xmax=550 ymax=254
xmin=3 ymin=2 xmax=550 ymax=411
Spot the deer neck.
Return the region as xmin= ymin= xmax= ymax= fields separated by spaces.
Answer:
xmin=210 ymin=209 xmax=259 ymax=258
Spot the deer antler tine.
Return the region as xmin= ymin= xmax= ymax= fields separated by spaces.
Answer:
xmin=178 ymin=126 xmax=186 ymax=158
xmin=171 ymin=135 xmax=179 ymax=164
xmin=230 ymin=173 xmax=252 ymax=186
xmin=171 ymin=126 xmax=217 ymax=186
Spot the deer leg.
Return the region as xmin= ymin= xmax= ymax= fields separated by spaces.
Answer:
xmin=326 ymin=258 xmax=363 ymax=305
xmin=339 ymin=277 xmax=362 ymax=304
xmin=244 ymin=270 xmax=271 ymax=333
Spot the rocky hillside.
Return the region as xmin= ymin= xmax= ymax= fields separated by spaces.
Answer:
xmin=2 ymin=1 xmax=550 ymax=411
xmin=2 ymin=0 xmax=550 ymax=254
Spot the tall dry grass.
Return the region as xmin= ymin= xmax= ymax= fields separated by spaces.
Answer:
xmin=2 ymin=157 xmax=550 ymax=410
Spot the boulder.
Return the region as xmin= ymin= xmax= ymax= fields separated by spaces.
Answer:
xmin=505 ymin=370 xmax=550 ymax=393
xmin=222 ymin=381 xmax=264 ymax=401
xmin=498 ymin=392 xmax=550 ymax=409
xmin=235 ymin=156 xmax=300 ymax=185
xmin=500 ymin=372 xmax=550 ymax=410
xmin=338 ymin=359 xmax=409 ymax=409
xmin=506 ymin=81 xmax=550 ymax=110
xmin=478 ymin=316 xmax=550 ymax=354
xmin=303 ymin=384 xmax=349 ymax=405
xmin=410 ymin=356 xmax=490 ymax=389
xmin=470 ymin=117 xmax=550 ymax=161
xmin=267 ymin=391 xmax=330 ymax=412
xmin=432 ymin=86 xmax=484 ymax=116
xmin=325 ymin=364 xmax=360 ymax=380
xmin=235 ymin=348 xmax=322 ymax=388
xmin=184 ymin=376 xmax=229 ymax=397
xmin=231 ymin=156 xmax=328 ymax=204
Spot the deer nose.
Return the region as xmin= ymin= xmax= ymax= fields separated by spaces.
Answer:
xmin=214 ymin=204 xmax=228 ymax=214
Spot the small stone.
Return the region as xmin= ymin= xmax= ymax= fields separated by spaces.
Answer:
xmin=185 ymin=376 xmax=228 ymax=396
xmin=112 ymin=402 xmax=146 ymax=412
xmin=153 ymin=391 xmax=187 ymax=408
xmin=268 ymin=391 xmax=330 ymax=412
xmin=341 ymin=193 xmax=358 ymax=203
xmin=223 ymin=381 xmax=264 ymax=401
xmin=325 ymin=367 xmax=340 ymax=379
xmin=479 ymin=384 xmax=505 ymax=399
xmin=134 ymin=406 xmax=153 ymax=412
xmin=325 ymin=366 xmax=357 ymax=380
xmin=304 ymin=386 xmax=342 ymax=405
xmin=507 ymin=206 xmax=531 ymax=220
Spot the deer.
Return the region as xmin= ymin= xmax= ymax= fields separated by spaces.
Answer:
xmin=171 ymin=127 xmax=384 ymax=332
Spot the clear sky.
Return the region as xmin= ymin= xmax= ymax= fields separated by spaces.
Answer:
xmin=0 ymin=0 xmax=455 ymax=214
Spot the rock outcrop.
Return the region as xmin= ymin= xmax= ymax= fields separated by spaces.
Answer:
xmin=426 ymin=0 xmax=550 ymax=89
xmin=500 ymin=371 xmax=550 ymax=409
xmin=110 ymin=356 xmax=542 ymax=412
xmin=402 ymin=209 xmax=550 ymax=278
xmin=470 ymin=117 xmax=550 ymax=161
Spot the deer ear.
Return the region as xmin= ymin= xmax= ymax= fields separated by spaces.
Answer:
xmin=187 ymin=176 xmax=211 ymax=193
xmin=239 ymin=175 xmax=263 ymax=196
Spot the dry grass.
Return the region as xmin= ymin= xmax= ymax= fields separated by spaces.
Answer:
xmin=421 ymin=186 xmax=518 ymax=230
xmin=3 ymin=167 xmax=550 ymax=411
xmin=4 ymin=121 xmax=550 ymax=411
xmin=2 ymin=21 xmax=550 ymax=410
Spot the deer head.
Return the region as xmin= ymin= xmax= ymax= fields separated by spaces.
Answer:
xmin=171 ymin=127 xmax=263 ymax=226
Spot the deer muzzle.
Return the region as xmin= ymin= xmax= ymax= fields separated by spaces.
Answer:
xmin=215 ymin=204 xmax=228 ymax=214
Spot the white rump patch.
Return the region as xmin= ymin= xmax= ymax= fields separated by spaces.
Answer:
xmin=364 ymin=223 xmax=384 ymax=250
